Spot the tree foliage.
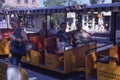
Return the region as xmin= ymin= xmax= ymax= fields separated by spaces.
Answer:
xmin=66 ymin=0 xmax=78 ymax=6
xmin=44 ymin=0 xmax=67 ymax=7
xmin=43 ymin=0 xmax=78 ymax=7
xmin=44 ymin=0 xmax=65 ymax=27
xmin=43 ymin=0 xmax=78 ymax=27
xmin=90 ymin=0 xmax=98 ymax=4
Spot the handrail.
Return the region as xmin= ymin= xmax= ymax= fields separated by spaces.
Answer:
xmin=74 ymin=39 xmax=97 ymax=46
xmin=85 ymin=42 xmax=113 ymax=55
xmin=65 ymin=39 xmax=97 ymax=48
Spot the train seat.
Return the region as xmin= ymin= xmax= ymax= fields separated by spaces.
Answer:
xmin=46 ymin=36 xmax=57 ymax=54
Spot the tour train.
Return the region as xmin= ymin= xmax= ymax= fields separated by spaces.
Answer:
xmin=0 ymin=3 xmax=120 ymax=80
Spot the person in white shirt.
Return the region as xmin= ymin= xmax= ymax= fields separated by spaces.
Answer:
xmin=73 ymin=23 xmax=92 ymax=45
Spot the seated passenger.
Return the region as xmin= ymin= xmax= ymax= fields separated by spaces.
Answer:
xmin=56 ymin=22 xmax=72 ymax=52
xmin=73 ymin=23 xmax=92 ymax=45
xmin=39 ymin=22 xmax=47 ymax=35
xmin=30 ymin=36 xmax=43 ymax=51
xmin=48 ymin=22 xmax=58 ymax=35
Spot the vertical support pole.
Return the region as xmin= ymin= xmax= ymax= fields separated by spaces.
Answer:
xmin=6 ymin=14 xmax=9 ymax=28
xmin=49 ymin=14 xmax=51 ymax=23
xmin=111 ymin=12 xmax=117 ymax=45
xmin=85 ymin=55 xmax=88 ymax=80
xmin=35 ymin=15 xmax=37 ymax=28
xmin=78 ymin=12 xmax=82 ymax=23
xmin=65 ymin=12 xmax=67 ymax=24
xmin=45 ymin=14 xmax=48 ymax=38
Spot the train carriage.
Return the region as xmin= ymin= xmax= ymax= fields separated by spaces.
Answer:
xmin=82 ymin=2 xmax=120 ymax=80
xmin=1 ymin=3 xmax=120 ymax=80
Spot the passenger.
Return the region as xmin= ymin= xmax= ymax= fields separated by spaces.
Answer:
xmin=39 ymin=22 xmax=47 ymax=35
xmin=9 ymin=20 xmax=28 ymax=66
xmin=48 ymin=22 xmax=58 ymax=35
xmin=37 ymin=22 xmax=47 ymax=51
xmin=56 ymin=22 xmax=72 ymax=52
xmin=19 ymin=21 xmax=24 ymax=27
xmin=73 ymin=23 xmax=92 ymax=45
xmin=98 ymin=13 xmax=104 ymax=32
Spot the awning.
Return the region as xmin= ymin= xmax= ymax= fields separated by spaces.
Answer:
xmin=83 ymin=2 xmax=120 ymax=12
xmin=5 ymin=5 xmax=84 ymax=15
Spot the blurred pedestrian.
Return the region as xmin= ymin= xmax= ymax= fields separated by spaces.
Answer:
xmin=9 ymin=20 xmax=28 ymax=66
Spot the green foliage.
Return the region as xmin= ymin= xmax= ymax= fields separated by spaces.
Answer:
xmin=44 ymin=0 xmax=67 ymax=6
xmin=90 ymin=0 xmax=98 ymax=4
xmin=43 ymin=0 xmax=78 ymax=7
xmin=51 ymin=13 xmax=65 ymax=27
xmin=43 ymin=0 xmax=78 ymax=27
xmin=67 ymin=0 xmax=78 ymax=6
xmin=43 ymin=0 xmax=67 ymax=27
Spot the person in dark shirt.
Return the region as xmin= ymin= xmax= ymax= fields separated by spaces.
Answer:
xmin=56 ymin=22 xmax=72 ymax=52
xmin=9 ymin=20 xmax=28 ymax=66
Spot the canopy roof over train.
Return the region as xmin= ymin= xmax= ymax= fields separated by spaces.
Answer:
xmin=83 ymin=2 xmax=120 ymax=12
xmin=4 ymin=5 xmax=84 ymax=15
xmin=3 ymin=2 xmax=120 ymax=15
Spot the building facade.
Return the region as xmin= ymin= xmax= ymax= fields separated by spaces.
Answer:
xmin=0 ymin=0 xmax=40 ymax=28
xmin=4 ymin=0 xmax=40 ymax=8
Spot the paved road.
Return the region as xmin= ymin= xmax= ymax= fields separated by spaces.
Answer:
xmin=0 ymin=37 xmax=113 ymax=80
xmin=25 ymin=67 xmax=90 ymax=80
